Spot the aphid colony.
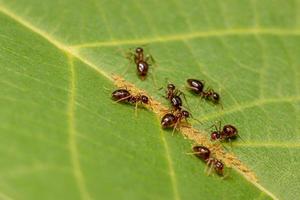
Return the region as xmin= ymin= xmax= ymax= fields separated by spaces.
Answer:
xmin=111 ymin=47 xmax=240 ymax=177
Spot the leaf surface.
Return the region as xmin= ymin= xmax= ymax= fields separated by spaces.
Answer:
xmin=0 ymin=0 xmax=299 ymax=200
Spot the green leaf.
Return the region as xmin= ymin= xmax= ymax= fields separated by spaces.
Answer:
xmin=0 ymin=0 xmax=299 ymax=199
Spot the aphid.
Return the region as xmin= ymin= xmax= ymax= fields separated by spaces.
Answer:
xmin=161 ymin=110 xmax=190 ymax=134
xmin=127 ymin=47 xmax=155 ymax=80
xmin=186 ymin=79 xmax=221 ymax=105
xmin=211 ymin=123 xmax=238 ymax=142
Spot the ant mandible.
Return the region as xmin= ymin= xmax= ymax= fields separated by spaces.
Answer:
xmin=127 ymin=47 xmax=155 ymax=80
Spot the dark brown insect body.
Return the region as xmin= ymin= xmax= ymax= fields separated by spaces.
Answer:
xmin=161 ymin=110 xmax=190 ymax=129
xmin=161 ymin=113 xmax=177 ymax=128
xmin=192 ymin=146 xmax=210 ymax=161
xmin=111 ymin=89 xmax=132 ymax=102
xmin=111 ymin=89 xmax=149 ymax=106
xmin=211 ymin=124 xmax=238 ymax=141
xmin=208 ymin=158 xmax=224 ymax=175
xmin=187 ymin=79 xmax=204 ymax=94
xmin=128 ymin=47 xmax=154 ymax=80
xmin=164 ymin=83 xmax=186 ymax=111
xmin=202 ymin=89 xmax=220 ymax=104
xmin=170 ymin=96 xmax=182 ymax=110
xmin=192 ymin=145 xmax=224 ymax=176
xmin=186 ymin=79 xmax=220 ymax=105
xmin=129 ymin=94 xmax=149 ymax=104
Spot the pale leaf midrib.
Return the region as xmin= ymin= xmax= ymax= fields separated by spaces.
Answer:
xmin=71 ymin=28 xmax=300 ymax=49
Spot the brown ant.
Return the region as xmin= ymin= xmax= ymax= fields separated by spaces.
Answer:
xmin=111 ymin=88 xmax=150 ymax=115
xmin=187 ymin=145 xmax=225 ymax=176
xmin=191 ymin=145 xmax=210 ymax=161
xmin=126 ymin=47 xmax=155 ymax=80
xmin=186 ymin=79 xmax=221 ymax=106
xmin=161 ymin=110 xmax=190 ymax=135
xmin=162 ymin=83 xmax=188 ymax=111
xmin=210 ymin=122 xmax=239 ymax=143
xmin=202 ymin=89 xmax=220 ymax=104
xmin=207 ymin=158 xmax=224 ymax=176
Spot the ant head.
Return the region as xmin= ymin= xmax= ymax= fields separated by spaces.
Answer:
xmin=223 ymin=124 xmax=237 ymax=135
xmin=141 ymin=95 xmax=149 ymax=104
xmin=182 ymin=110 xmax=190 ymax=118
xmin=211 ymin=131 xmax=220 ymax=140
xmin=211 ymin=92 xmax=220 ymax=102
xmin=167 ymin=83 xmax=175 ymax=91
xmin=135 ymin=47 xmax=143 ymax=54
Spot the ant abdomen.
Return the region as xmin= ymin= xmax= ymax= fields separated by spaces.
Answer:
xmin=187 ymin=79 xmax=204 ymax=94
xmin=137 ymin=60 xmax=149 ymax=78
xmin=161 ymin=113 xmax=176 ymax=128
xmin=192 ymin=146 xmax=210 ymax=161
xmin=111 ymin=89 xmax=131 ymax=102
xmin=222 ymin=125 xmax=238 ymax=139
xmin=171 ymin=96 xmax=182 ymax=110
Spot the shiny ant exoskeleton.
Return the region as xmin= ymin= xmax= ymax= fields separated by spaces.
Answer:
xmin=161 ymin=110 xmax=190 ymax=134
xmin=190 ymin=145 xmax=224 ymax=176
xmin=126 ymin=47 xmax=155 ymax=80
xmin=163 ymin=83 xmax=188 ymax=111
xmin=111 ymin=89 xmax=150 ymax=115
xmin=187 ymin=79 xmax=205 ymax=94
xmin=210 ymin=122 xmax=239 ymax=142
xmin=192 ymin=145 xmax=211 ymax=161
xmin=186 ymin=79 xmax=221 ymax=105
xmin=202 ymin=89 xmax=220 ymax=104
xmin=207 ymin=158 xmax=224 ymax=176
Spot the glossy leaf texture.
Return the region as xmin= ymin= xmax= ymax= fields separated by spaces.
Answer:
xmin=0 ymin=0 xmax=299 ymax=200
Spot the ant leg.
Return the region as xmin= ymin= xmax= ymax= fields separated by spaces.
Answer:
xmin=208 ymin=123 xmax=219 ymax=131
xmin=179 ymin=91 xmax=192 ymax=111
xmin=134 ymin=101 xmax=138 ymax=117
xmin=171 ymin=121 xmax=179 ymax=136
xmin=145 ymin=54 xmax=156 ymax=66
xmin=189 ymin=113 xmax=203 ymax=125
xmin=103 ymin=85 xmax=111 ymax=93
xmin=236 ymin=134 xmax=245 ymax=143
xmin=149 ymin=69 xmax=158 ymax=88
xmin=219 ymin=102 xmax=224 ymax=110
xmin=228 ymin=138 xmax=233 ymax=149
xmin=220 ymin=142 xmax=229 ymax=151
xmin=205 ymin=158 xmax=214 ymax=176
xmin=220 ymin=168 xmax=231 ymax=180
xmin=113 ymin=95 xmax=132 ymax=103
xmin=185 ymin=152 xmax=200 ymax=155
xmin=217 ymin=121 xmax=222 ymax=131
